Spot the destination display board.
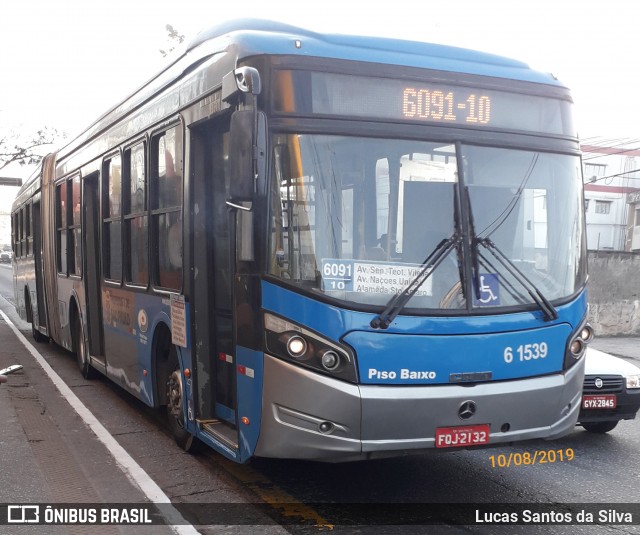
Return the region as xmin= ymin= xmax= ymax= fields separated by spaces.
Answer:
xmin=274 ymin=70 xmax=574 ymax=136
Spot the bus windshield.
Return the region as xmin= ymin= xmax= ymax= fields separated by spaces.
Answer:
xmin=268 ymin=134 xmax=586 ymax=312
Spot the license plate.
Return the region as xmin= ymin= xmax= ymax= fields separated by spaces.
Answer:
xmin=435 ymin=424 xmax=490 ymax=448
xmin=582 ymin=394 xmax=617 ymax=409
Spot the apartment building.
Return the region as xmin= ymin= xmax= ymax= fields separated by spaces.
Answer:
xmin=581 ymin=138 xmax=640 ymax=251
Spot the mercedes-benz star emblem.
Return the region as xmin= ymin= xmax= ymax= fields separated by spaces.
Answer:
xmin=458 ymin=400 xmax=476 ymax=420
xmin=595 ymin=378 xmax=603 ymax=389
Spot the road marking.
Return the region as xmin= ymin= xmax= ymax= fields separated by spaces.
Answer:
xmin=216 ymin=456 xmax=334 ymax=529
xmin=0 ymin=308 xmax=199 ymax=535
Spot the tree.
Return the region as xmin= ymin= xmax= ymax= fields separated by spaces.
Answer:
xmin=0 ymin=126 xmax=61 ymax=172
xmin=159 ymin=24 xmax=185 ymax=58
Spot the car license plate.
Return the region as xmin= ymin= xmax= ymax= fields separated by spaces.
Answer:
xmin=582 ymin=394 xmax=617 ymax=409
xmin=435 ymin=424 xmax=490 ymax=448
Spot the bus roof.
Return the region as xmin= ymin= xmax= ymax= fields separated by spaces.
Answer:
xmin=187 ymin=19 xmax=563 ymax=86
xmin=55 ymin=19 xmax=565 ymax=165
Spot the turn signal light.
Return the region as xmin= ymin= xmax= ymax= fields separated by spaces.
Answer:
xmin=320 ymin=349 xmax=340 ymax=371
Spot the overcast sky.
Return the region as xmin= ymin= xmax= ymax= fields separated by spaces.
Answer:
xmin=1 ymin=0 xmax=639 ymax=193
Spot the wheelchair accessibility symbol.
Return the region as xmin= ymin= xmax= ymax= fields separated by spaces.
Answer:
xmin=474 ymin=273 xmax=500 ymax=306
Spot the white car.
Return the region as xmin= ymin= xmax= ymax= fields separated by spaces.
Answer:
xmin=579 ymin=348 xmax=640 ymax=433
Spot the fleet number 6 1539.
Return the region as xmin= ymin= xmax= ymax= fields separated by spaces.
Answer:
xmin=504 ymin=342 xmax=548 ymax=363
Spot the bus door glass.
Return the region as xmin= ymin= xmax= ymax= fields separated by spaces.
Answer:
xmin=83 ymin=172 xmax=105 ymax=360
xmin=190 ymin=117 xmax=238 ymax=443
xmin=31 ymin=200 xmax=46 ymax=331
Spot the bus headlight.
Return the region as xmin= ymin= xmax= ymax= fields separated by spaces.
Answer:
xmin=570 ymin=339 xmax=584 ymax=356
xmin=264 ymin=313 xmax=358 ymax=383
xmin=579 ymin=324 xmax=594 ymax=344
xmin=285 ymin=334 xmax=308 ymax=358
xmin=564 ymin=321 xmax=592 ymax=370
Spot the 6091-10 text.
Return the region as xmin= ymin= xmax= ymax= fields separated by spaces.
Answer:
xmin=489 ymin=448 xmax=575 ymax=468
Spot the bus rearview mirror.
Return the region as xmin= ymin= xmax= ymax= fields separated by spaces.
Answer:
xmin=228 ymin=110 xmax=266 ymax=204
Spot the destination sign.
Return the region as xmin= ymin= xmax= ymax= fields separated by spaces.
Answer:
xmin=402 ymin=87 xmax=491 ymax=125
xmin=321 ymin=259 xmax=432 ymax=296
xmin=274 ymin=70 xmax=575 ymax=136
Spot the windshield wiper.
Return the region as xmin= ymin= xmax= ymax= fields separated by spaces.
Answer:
xmin=464 ymin=182 xmax=557 ymax=322
xmin=465 ymin=186 xmax=482 ymax=302
xmin=370 ymin=235 xmax=460 ymax=329
xmin=476 ymin=237 xmax=558 ymax=321
xmin=372 ymin=183 xmax=465 ymax=329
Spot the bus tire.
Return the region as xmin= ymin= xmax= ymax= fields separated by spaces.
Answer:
xmin=28 ymin=298 xmax=48 ymax=344
xmin=166 ymin=346 xmax=199 ymax=452
xmin=581 ymin=420 xmax=618 ymax=434
xmin=31 ymin=321 xmax=49 ymax=344
xmin=25 ymin=292 xmax=48 ymax=343
xmin=73 ymin=314 xmax=95 ymax=380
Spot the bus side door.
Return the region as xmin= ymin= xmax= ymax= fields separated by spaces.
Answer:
xmin=83 ymin=172 xmax=106 ymax=366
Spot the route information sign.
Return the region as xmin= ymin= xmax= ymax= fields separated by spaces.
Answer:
xmin=321 ymin=259 xmax=432 ymax=296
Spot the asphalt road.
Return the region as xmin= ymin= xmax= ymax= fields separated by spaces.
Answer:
xmin=0 ymin=264 xmax=638 ymax=534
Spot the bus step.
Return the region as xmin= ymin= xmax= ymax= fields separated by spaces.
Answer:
xmin=199 ymin=420 xmax=238 ymax=450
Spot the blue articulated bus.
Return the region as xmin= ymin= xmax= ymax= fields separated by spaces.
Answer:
xmin=11 ymin=19 xmax=591 ymax=462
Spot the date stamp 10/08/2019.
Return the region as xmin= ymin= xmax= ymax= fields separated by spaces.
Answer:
xmin=489 ymin=448 xmax=575 ymax=468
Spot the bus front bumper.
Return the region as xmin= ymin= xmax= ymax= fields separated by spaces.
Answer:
xmin=254 ymin=354 xmax=584 ymax=462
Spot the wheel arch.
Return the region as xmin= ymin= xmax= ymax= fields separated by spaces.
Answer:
xmin=151 ymin=320 xmax=175 ymax=409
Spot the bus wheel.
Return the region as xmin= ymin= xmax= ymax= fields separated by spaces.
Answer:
xmin=25 ymin=294 xmax=48 ymax=343
xmin=73 ymin=315 xmax=95 ymax=379
xmin=31 ymin=321 xmax=49 ymax=343
xmin=30 ymin=306 xmax=49 ymax=343
xmin=166 ymin=349 xmax=198 ymax=452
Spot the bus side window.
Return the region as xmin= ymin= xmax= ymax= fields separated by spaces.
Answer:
xmin=55 ymin=182 xmax=67 ymax=274
xmin=124 ymin=142 xmax=149 ymax=286
xmin=70 ymin=175 xmax=81 ymax=276
xmin=151 ymin=126 xmax=183 ymax=290
xmin=103 ymin=155 xmax=123 ymax=281
xmin=12 ymin=213 xmax=19 ymax=257
xmin=25 ymin=203 xmax=31 ymax=256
